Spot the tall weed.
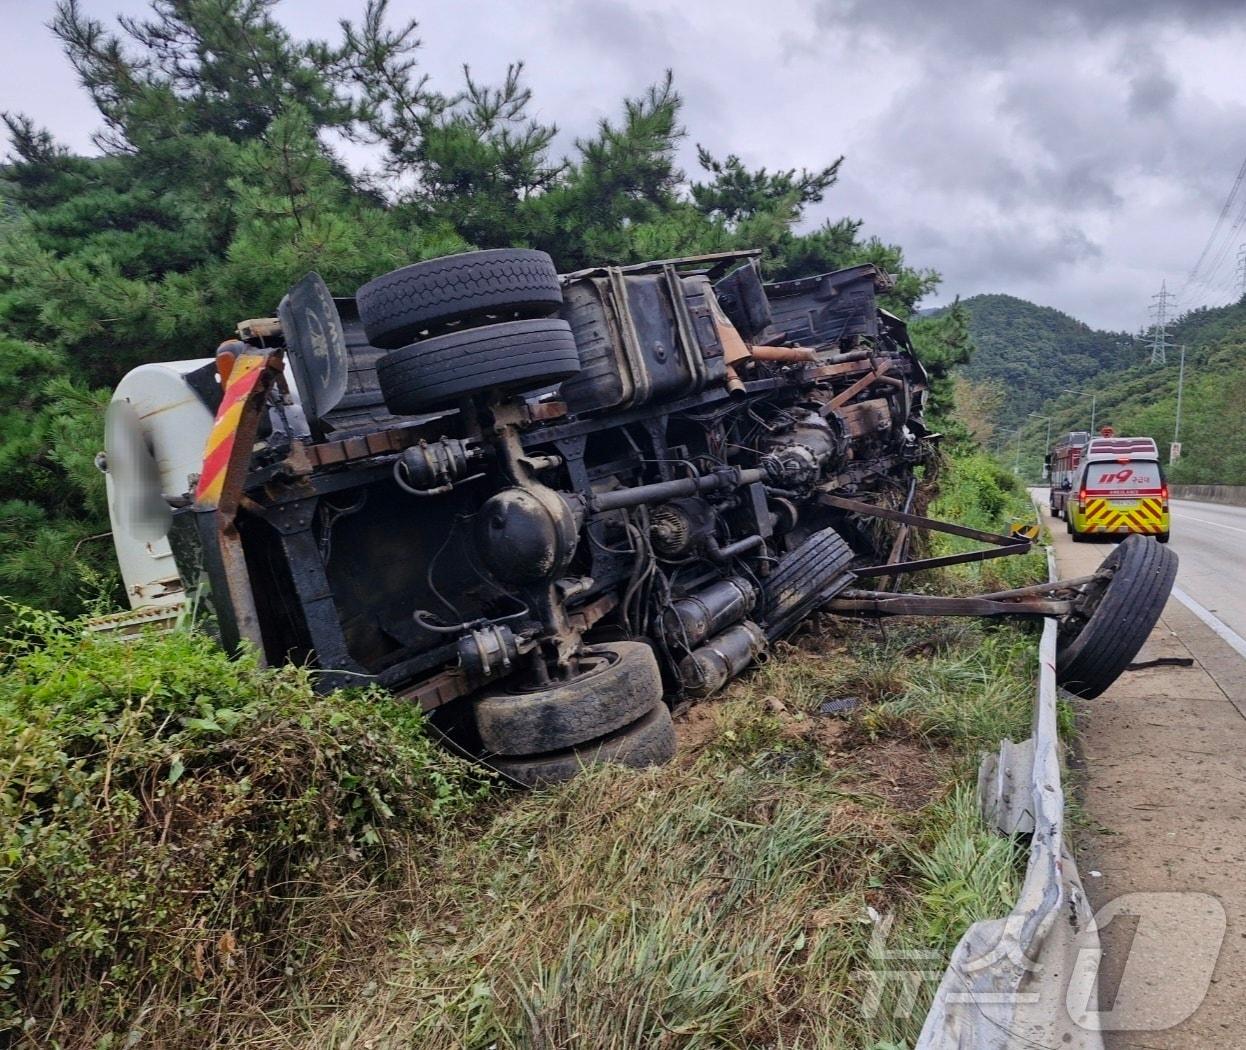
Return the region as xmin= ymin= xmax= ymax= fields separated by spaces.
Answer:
xmin=0 ymin=607 xmax=485 ymax=1045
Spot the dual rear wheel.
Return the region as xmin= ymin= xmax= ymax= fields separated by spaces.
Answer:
xmin=357 ymin=249 xmax=580 ymax=414
xmin=473 ymin=642 xmax=674 ymax=787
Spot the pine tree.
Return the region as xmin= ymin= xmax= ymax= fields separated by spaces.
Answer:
xmin=0 ymin=0 xmax=956 ymax=612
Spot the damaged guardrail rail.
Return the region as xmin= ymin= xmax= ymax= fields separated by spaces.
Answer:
xmin=917 ymin=547 xmax=1103 ymax=1049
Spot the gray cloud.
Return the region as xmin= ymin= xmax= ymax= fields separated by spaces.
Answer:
xmin=2 ymin=0 xmax=1245 ymax=329
xmin=1127 ymin=68 xmax=1179 ymax=116
xmin=797 ymin=0 xmax=1246 ymax=322
xmin=814 ymin=0 xmax=1244 ymax=59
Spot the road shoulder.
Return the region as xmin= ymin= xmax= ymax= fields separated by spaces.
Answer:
xmin=1051 ymin=527 xmax=1246 ymax=1049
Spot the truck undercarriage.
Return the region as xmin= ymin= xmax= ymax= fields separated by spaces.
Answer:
xmin=103 ymin=249 xmax=1178 ymax=785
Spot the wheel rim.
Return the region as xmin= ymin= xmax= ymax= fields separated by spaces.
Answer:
xmin=492 ymin=647 xmax=618 ymax=698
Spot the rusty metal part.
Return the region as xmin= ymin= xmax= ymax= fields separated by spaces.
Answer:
xmin=749 ymin=345 xmax=816 ymax=363
xmin=824 ymin=358 xmax=893 ymax=411
xmin=818 ymin=491 xmax=1033 ymax=579
xmin=568 ymin=592 xmax=618 ymax=633
xmin=394 ymin=593 xmax=619 ymax=714
xmin=803 ymin=359 xmax=874 ymax=382
xmin=236 ymin=316 xmax=282 ymax=342
xmin=484 ymin=400 xmax=589 ymax=671
xmin=878 ymin=477 xmax=918 ymax=594
xmin=709 ymin=290 xmax=752 ymax=400
xmin=855 ymin=543 xmax=1034 ymax=578
xmin=977 ymin=575 xmax=1098 ymax=601
xmin=215 ymin=338 xmax=243 ymax=385
xmin=303 ymin=424 xmax=429 ymax=470
xmin=833 ymin=397 xmax=893 ymax=438
xmin=827 ymin=591 xmax=1072 ymax=618
xmin=140 ymin=253 xmax=945 ymax=715
xmin=192 ymin=348 xmax=285 ymax=657
xmin=819 ymin=492 xmax=1029 ymax=549
xmin=564 ymin=249 xmax=763 ymax=280
xmin=527 ymin=399 xmax=569 ymax=422
xmin=712 ymin=291 xmax=753 ymax=368
xmin=395 ymin=667 xmax=472 ymax=712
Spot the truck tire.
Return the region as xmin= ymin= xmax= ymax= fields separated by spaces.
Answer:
xmin=486 ymin=702 xmax=676 ymax=788
xmin=376 ymin=318 xmax=580 ymax=413
xmin=357 ymin=249 xmax=563 ymax=349
xmin=1057 ymin=534 xmax=1178 ymax=699
xmin=764 ymin=527 xmax=855 ymax=633
xmin=475 ymin=642 xmax=662 ymax=757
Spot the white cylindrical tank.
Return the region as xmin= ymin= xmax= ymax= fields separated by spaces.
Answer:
xmin=104 ymin=361 xmax=216 ymax=608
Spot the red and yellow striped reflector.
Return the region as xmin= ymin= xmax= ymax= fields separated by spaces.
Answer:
xmin=193 ymin=355 xmax=270 ymax=508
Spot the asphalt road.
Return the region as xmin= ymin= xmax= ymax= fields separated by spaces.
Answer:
xmin=1166 ymin=498 xmax=1246 ymax=649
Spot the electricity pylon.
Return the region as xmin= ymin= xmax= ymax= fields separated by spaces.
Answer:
xmin=1148 ymin=282 xmax=1175 ymax=366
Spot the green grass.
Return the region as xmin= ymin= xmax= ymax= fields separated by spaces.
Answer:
xmin=2 ymin=450 xmax=1045 ymax=1049
xmin=0 ymin=606 xmax=487 ymax=1047
xmin=919 ymin=449 xmax=1047 ymax=594
xmin=219 ymin=613 xmax=1035 ymax=1050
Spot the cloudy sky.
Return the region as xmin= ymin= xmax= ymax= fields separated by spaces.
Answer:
xmin=2 ymin=0 xmax=1245 ymax=331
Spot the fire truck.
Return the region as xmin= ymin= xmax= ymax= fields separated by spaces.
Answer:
xmin=1046 ymin=430 xmax=1090 ymax=518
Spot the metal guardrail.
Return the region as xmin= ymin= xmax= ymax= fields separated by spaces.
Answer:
xmin=916 ymin=547 xmax=1104 ymax=1049
xmin=1170 ymin=483 xmax=1246 ymax=507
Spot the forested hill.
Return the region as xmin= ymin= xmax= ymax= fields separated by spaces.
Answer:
xmin=948 ymin=290 xmax=1246 ymax=485
xmin=1013 ymin=298 xmax=1246 ymax=484
xmin=955 ymin=293 xmax=1133 ymax=423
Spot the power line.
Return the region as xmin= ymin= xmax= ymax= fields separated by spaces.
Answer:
xmin=1180 ymin=149 xmax=1246 ymax=309
xmin=1196 ymin=200 xmax=1246 ymax=300
xmin=1148 ymin=282 xmax=1175 ymax=366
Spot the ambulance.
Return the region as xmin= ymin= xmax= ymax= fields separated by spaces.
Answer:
xmin=1062 ymin=431 xmax=1170 ymax=543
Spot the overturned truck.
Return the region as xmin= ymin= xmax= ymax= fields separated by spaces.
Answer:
xmin=102 ymin=249 xmax=1177 ymax=784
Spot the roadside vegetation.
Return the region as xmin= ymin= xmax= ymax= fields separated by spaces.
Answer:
xmin=952 ymin=294 xmax=1129 ymax=428
xmin=1020 ymin=298 xmax=1246 ymax=485
xmin=922 ymin=449 xmax=1047 ymax=593
xmin=2 ymin=451 xmax=1043 ymax=1049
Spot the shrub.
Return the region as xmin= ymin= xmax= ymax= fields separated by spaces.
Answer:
xmin=0 ymin=607 xmax=485 ymax=1045
xmin=922 ymin=449 xmax=1046 ymax=592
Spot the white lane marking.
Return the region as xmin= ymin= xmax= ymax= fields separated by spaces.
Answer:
xmin=1171 ymin=586 xmax=1246 ymax=662
xmin=1176 ymin=513 xmax=1246 ymax=536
